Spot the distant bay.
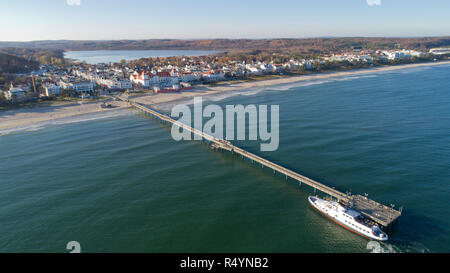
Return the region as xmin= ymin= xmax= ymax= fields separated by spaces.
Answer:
xmin=64 ymin=50 xmax=222 ymax=64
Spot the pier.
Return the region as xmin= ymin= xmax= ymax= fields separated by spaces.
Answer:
xmin=124 ymin=98 xmax=401 ymax=228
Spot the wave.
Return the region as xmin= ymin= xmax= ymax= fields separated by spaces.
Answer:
xmin=208 ymin=74 xmax=379 ymax=97
xmin=376 ymin=63 xmax=450 ymax=76
xmin=272 ymin=75 xmax=378 ymax=91
xmin=0 ymin=109 xmax=132 ymax=137
xmin=155 ymin=74 xmax=380 ymax=112
xmin=367 ymin=237 xmax=433 ymax=253
xmin=390 ymin=66 xmax=433 ymax=75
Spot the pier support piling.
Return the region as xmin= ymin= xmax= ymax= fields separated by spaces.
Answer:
xmin=121 ymin=98 xmax=402 ymax=229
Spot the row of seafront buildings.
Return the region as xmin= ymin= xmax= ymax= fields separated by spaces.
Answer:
xmin=2 ymin=47 xmax=448 ymax=103
xmin=0 ymin=82 xmax=65 ymax=102
xmin=70 ymin=64 xmax=226 ymax=93
xmin=0 ymin=83 xmax=30 ymax=101
xmin=0 ymin=58 xmax=318 ymax=102
xmin=129 ymin=69 xmax=225 ymax=90
xmin=324 ymin=49 xmax=427 ymax=63
xmin=0 ymin=63 xmax=227 ymax=102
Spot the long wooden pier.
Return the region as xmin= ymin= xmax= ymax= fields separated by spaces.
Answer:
xmin=124 ymin=98 xmax=401 ymax=228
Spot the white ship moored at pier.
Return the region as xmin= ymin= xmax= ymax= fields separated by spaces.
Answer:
xmin=309 ymin=196 xmax=388 ymax=241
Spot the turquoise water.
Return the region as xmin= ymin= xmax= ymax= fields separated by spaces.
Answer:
xmin=64 ymin=50 xmax=221 ymax=64
xmin=1 ymin=65 xmax=449 ymax=252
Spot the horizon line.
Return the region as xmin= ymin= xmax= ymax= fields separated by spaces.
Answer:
xmin=1 ymin=35 xmax=450 ymax=43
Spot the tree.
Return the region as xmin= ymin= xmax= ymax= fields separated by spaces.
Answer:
xmin=38 ymin=55 xmax=51 ymax=64
xmin=0 ymin=92 xmax=7 ymax=105
xmin=312 ymin=61 xmax=322 ymax=71
xmin=51 ymin=57 xmax=63 ymax=65
xmin=61 ymin=88 xmax=73 ymax=98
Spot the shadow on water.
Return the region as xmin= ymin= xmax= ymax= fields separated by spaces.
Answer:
xmin=389 ymin=210 xmax=446 ymax=252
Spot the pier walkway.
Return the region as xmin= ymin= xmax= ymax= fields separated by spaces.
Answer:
xmin=123 ymin=98 xmax=401 ymax=228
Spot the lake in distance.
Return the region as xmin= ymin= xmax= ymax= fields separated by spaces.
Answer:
xmin=64 ymin=50 xmax=221 ymax=64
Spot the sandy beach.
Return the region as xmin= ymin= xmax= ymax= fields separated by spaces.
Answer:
xmin=132 ymin=60 xmax=450 ymax=106
xmin=0 ymin=100 xmax=129 ymax=131
xmin=1 ymin=60 xmax=450 ymax=131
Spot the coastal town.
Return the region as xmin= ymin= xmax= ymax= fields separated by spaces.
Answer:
xmin=3 ymin=0 xmax=450 ymax=257
xmin=1 ymin=47 xmax=450 ymax=104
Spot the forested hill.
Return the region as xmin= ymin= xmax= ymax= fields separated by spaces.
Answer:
xmin=1 ymin=37 xmax=450 ymax=53
xmin=0 ymin=48 xmax=64 ymax=73
xmin=0 ymin=52 xmax=39 ymax=73
xmin=0 ymin=48 xmax=64 ymax=65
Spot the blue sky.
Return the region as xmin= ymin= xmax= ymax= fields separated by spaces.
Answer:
xmin=1 ymin=0 xmax=450 ymax=41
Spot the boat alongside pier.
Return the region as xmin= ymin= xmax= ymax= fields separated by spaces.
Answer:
xmin=119 ymin=97 xmax=402 ymax=230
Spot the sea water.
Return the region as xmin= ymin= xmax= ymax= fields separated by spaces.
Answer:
xmin=1 ymin=64 xmax=449 ymax=252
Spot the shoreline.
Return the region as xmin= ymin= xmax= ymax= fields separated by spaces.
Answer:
xmin=132 ymin=60 xmax=450 ymax=107
xmin=1 ymin=60 xmax=450 ymax=132
xmin=0 ymin=100 xmax=130 ymax=131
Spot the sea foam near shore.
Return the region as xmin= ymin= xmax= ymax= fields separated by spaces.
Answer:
xmin=153 ymin=74 xmax=379 ymax=112
xmin=0 ymin=108 xmax=132 ymax=136
xmin=2 ymin=61 xmax=450 ymax=131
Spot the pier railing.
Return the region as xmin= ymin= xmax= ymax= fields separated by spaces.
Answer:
xmin=124 ymin=98 xmax=401 ymax=228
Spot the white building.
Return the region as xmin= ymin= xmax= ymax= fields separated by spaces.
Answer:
xmin=100 ymin=78 xmax=132 ymax=89
xmin=356 ymin=55 xmax=373 ymax=62
xmin=408 ymin=50 xmax=426 ymax=57
xmin=43 ymin=84 xmax=62 ymax=97
xmin=305 ymin=61 xmax=313 ymax=70
xmin=153 ymin=71 xmax=179 ymax=86
xmin=247 ymin=67 xmax=261 ymax=75
xmin=130 ymin=71 xmax=151 ymax=87
xmin=5 ymin=84 xmax=28 ymax=101
xmin=60 ymin=80 xmax=95 ymax=94
xmin=328 ymin=54 xmax=373 ymax=63
xmin=73 ymin=81 xmax=95 ymax=93
xmin=381 ymin=49 xmax=424 ymax=60
xmin=130 ymin=71 xmax=178 ymax=87
xmin=201 ymin=71 xmax=225 ymax=81
xmin=430 ymin=48 xmax=450 ymax=55
xmin=118 ymin=79 xmax=132 ymax=89
xmin=179 ymin=72 xmax=200 ymax=82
